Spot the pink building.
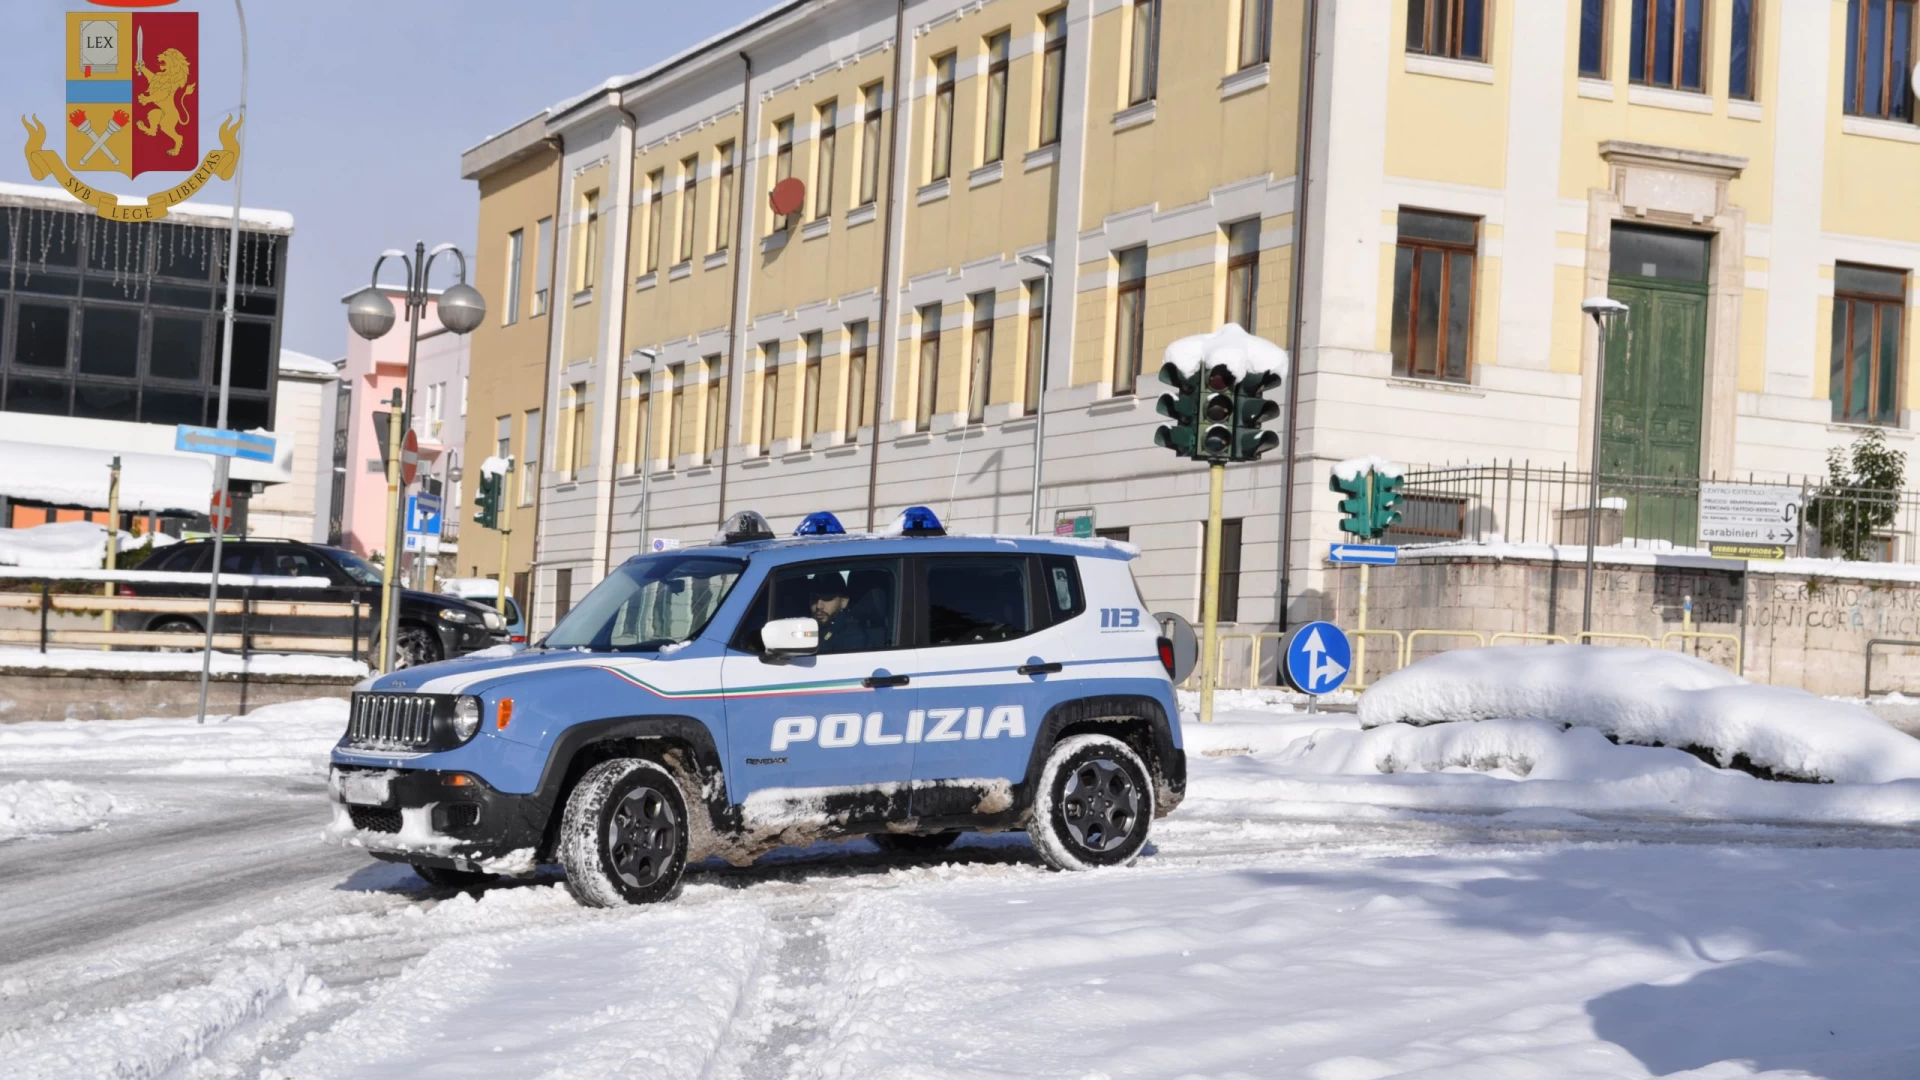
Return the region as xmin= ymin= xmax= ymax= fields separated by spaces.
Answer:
xmin=328 ymin=286 xmax=469 ymax=573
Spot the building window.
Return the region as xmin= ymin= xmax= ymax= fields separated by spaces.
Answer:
xmin=846 ymin=320 xmax=871 ymax=430
xmin=667 ymin=365 xmax=686 ymax=463
xmin=533 ymin=216 xmax=552 ymax=316
xmin=1239 ymin=0 xmax=1272 ymax=70
xmin=504 ymin=228 xmax=523 ymax=325
xmin=1217 ymin=518 xmax=1244 ymax=623
xmin=1407 ymin=0 xmax=1488 ymax=62
xmin=1391 ymin=209 xmax=1478 ymax=384
xmin=760 ymin=342 xmax=779 ymax=454
xmin=705 ymin=356 xmax=726 ymax=464
xmin=578 ymin=190 xmax=600 ymax=292
xmin=1845 ymin=0 xmax=1915 ymax=121
xmin=1579 ymin=0 xmax=1608 ymax=78
xmin=774 ymin=118 xmax=795 ymax=232
xmin=1630 ymin=0 xmax=1706 ymax=92
xmin=677 ymin=157 xmax=698 ymax=265
xmin=1113 ymin=246 xmax=1147 ymax=395
xmin=715 ymin=142 xmax=735 ymax=252
xmin=1729 ymin=0 xmax=1757 ymax=99
xmin=802 ymin=331 xmax=824 ymax=443
xmin=646 ymin=171 xmax=664 ymax=273
xmin=562 ymin=382 xmax=590 ymax=480
xmin=917 ymin=303 xmax=942 ymax=432
xmin=1025 ymin=278 xmax=1046 ymax=413
xmin=1129 ymin=0 xmax=1162 ymax=105
xmin=554 ymin=568 xmax=573 ymax=622
xmin=1224 ymin=219 xmax=1260 ymax=333
xmin=1039 ymin=9 xmax=1067 ymax=146
xmin=1832 ymin=264 xmax=1906 ymax=425
xmin=984 ymin=32 xmax=1011 ymax=165
xmin=815 ymin=101 xmax=838 ymax=219
xmin=521 ymin=408 xmax=540 ymax=504
xmin=859 ymin=83 xmax=884 ymax=206
xmin=931 ymin=53 xmax=957 ymax=183
xmin=495 ymin=414 xmax=512 ymax=463
xmin=968 ymin=291 xmax=995 ymax=423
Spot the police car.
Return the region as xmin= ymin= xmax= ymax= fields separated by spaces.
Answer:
xmin=326 ymin=507 xmax=1185 ymax=906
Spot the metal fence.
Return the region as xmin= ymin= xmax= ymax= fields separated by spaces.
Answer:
xmin=1394 ymin=463 xmax=1920 ymax=563
xmin=0 ymin=572 xmax=372 ymax=658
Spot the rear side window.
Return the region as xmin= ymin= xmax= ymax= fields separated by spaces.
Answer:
xmin=924 ymin=556 xmax=1032 ymax=646
xmin=259 ymin=548 xmax=333 ymax=578
xmin=1039 ymin=554 xmax=1085 ymax=623
xmin=218 ymin=546 xmax=265 ymax=575
xmin=144 ymin=544 xmax=207 ymax=573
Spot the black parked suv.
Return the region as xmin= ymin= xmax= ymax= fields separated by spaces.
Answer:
xmin=129 ymin=539 xmax=506 ymax=667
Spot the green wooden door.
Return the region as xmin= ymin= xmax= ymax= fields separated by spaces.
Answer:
xmin=1600 ymin=277 xmax=1708 ymax=545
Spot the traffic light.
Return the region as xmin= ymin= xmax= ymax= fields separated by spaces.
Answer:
xmin=1201 ymin=364 xmax=1235 ymax=460
xmin=1153 ymin=361 xmax=1200 ymax=458
xmin=1372 ymin=472 xmax=1404 ymax=535
xmin=475 ymin=469 xmax=503 ymax=530
xmin=1234 ymin=370 xmax=1282 ymax=461
xmin=1330 ymin=468 xmax=1404 ymax=539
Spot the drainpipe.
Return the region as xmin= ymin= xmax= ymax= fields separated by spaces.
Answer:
xmin=601 ymin=100 xmax=640 ymax=569
xmin=716 ymin=50 xmax=756 ymax=526
xmin=865 ymin=0 xmax=911 ymax=530
xmin=1278 ymin=0 xmax=1321 ymax=632
xmin=528 ymin=132 xmax=564 ymax=634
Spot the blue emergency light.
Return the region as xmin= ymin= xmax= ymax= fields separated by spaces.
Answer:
xmin=794 ymin=511 xmax=847 ymax=536
xmin=897 ymin=505 xmax=947 ymax=537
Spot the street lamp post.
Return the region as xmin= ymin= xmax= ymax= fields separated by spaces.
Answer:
xmin=1580 ymin=296 xmax=1629 ymax=637
xmin=347 ymin=243 xmax=485 ymax=672
xmin=1020 ymin=252 xmax=1054 ymax=535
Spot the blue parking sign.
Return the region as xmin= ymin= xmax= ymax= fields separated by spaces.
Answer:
xmin=1282 ymin=621 xmax=1352 ymax=696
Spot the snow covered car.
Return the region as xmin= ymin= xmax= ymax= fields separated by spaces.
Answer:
xmin=326 ymin=507 xmax=1186 ymax=905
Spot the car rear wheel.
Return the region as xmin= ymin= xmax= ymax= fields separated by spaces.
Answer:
xmin=868 ymin=830 xmax=963 ymax=855
xmin=147 ymin=616 xmax=202 ymax=651
xmin=393 ymin=621 xmax=442 ymax=669
xmin=557 ymin=758 xmax=689 ymax=907
xmin=1029 ymin=734 xmax=1154 ymax=872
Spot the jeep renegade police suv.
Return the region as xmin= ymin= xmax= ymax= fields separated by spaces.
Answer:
xmin=326 ymin=508 xmax=1185 ymax=905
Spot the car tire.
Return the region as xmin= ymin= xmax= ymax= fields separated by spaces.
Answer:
xmin=148 ymin=616 xmax=202 ymax=652
xmin=1028 ymin=734 xmax=1155 ymax=872
xmin=393 ymin=621 xmax=443 ymax=669
xmin=868 ymin=830 xmax=963 ymax=856
xmin=412 ymin=863 xmax=494 ymax=890
xmin=557 ymin=757 xmax=689 ymax=907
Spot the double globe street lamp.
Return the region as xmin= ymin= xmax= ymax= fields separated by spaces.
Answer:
xmin=347 ymin=243 xmax=485 ymax=672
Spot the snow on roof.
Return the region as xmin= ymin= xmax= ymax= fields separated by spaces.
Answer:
xmin=479 ymin=455 xmax=511 ymax=477
xmin=545 ymin=0 xmax=810 ymax=122
xmin=1331 ymin=455 xmax=1406 ymax=482
xmin=0 ymin=440 xmax=212 ymax=514
xmin=278 ymin=349 xmax=339 ymax=377
xmin=1162 ymin=324 xmax=1289 ymax=381
xmin=0 ymin=180 xmax=294 ymax=233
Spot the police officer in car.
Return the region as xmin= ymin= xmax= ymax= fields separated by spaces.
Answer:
xmin=810 ymin=577 xmax=876 ymax=653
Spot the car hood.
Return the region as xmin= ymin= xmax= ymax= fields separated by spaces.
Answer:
xmin=361 ymin=647 xmax=642 ymax=693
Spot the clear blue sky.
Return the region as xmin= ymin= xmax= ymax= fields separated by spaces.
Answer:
xmin=0 ymin=0 xmax=767 ymax=359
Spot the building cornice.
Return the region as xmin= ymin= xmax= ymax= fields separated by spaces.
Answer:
xmin=1598 ymin=140 xmax=1749 ymax=179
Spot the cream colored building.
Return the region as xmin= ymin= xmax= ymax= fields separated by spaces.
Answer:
xmin=247 ymin=349 xmax=339 ymax=542
xmin=463 ymin=0 xmax=1920 ymax=635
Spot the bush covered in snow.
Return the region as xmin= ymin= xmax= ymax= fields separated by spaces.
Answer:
xmin=1357 ymin=645 xmax=1920 ymax=784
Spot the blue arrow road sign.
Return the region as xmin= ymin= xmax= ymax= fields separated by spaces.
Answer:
xmin=1328 ymin=543 xmax=1398 ymax=565
xmin=1282 ymin=621 xmax=1352 ymax=696
xmin=174 ymin=424 xmax=276 ymax=463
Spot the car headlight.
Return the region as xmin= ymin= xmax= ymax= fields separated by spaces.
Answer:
xmin=482 ymin=610 xmax=505 ymax=631
xmin=451 ymin=696 xmax=482 ymax=742
xmin=438 ymin=607 xmax=475 ymax=624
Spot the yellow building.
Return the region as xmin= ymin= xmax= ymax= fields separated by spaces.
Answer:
xmin=463 ymin=0 xmax=1920 ymax=635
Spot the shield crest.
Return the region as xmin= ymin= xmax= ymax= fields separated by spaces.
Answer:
xmin=64 ymin=10 xmax=197 ymax=178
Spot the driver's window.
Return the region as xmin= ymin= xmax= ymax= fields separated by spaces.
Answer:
xmin=924 ymin=556 xmax=1032 ymax=646
xmin=748 ymin=559 xmax=901 ymax=655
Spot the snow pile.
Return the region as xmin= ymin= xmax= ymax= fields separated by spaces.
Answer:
xmin=1331 ymin=454 xmax=1406 ymax=482
xmin=1162 ymin=322 xmax=1288 ymax=381
xmin=478 ymin=455 xmax=510 ymax=477
xmin=0 ymin=698 xmax=347 ymax=779
xmin=0 ymin=646 xmax=368 ymax=678
xmin=0 ymin=521 xmax=175 ymax=570
xmin=0 ymin=779 xmax=116 ymax=840
xmin=1358 ymin=646 xmax=1920 ymax=784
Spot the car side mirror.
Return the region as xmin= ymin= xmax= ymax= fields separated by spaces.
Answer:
xmin=760 ymin=617 xmax=820 ymax=660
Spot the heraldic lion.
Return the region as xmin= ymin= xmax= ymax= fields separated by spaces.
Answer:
xmin=136 ymin=48 xmax=195 ymax=157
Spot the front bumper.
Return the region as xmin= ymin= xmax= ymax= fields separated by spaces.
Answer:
xmin=325 ymin=764 xmax=551 ymax=875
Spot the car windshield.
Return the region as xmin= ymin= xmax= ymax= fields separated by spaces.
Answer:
xmin=543 ymin=554 xmax=746 ymax=651
xmin=322 ymin=547 xmax=384 ymax=586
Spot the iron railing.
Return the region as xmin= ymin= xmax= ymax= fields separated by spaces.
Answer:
xmin=1394 ymin=463 xmax=1920 ymax=563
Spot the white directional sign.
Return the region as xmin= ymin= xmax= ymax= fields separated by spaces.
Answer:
xmin=1698 ymin=483 xmax=1801 ymax=560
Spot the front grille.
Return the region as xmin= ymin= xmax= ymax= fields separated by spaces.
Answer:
xmin=347 ymin=693 xmax=438 ymax=750
xmin=349 ymin=806 xmax=402 ymax=833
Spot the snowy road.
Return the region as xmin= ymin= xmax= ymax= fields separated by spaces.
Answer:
xmin=3 ymin=696 xmax=1920 ymax=1077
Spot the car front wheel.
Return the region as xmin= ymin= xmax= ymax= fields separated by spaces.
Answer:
xmin=557 ymin=758 xmax=689 ymax=907
xmin=393 ymin=621 xmax=443 ymax=669
xmin=1028 ymin=734 xmax=1154 ymax=872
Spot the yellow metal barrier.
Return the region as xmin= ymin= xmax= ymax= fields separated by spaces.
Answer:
xmin=1246 ymin=632 xmax=1288 ymax=690
xmin=1212 ymin=633 xmax=1257 ymax=688
xmin=1573 ymin=631 xmax=1656 ymax=648
xmin=1661 ymin=630 xmax=1744 ymax=675
xmin=1345 ymin=628 xmax=1406 ymax=689
xmin=1488 ymin=632 xmax=1570 ymax=647
xmin=1401 ymin=629 xmax=1487 ymax=668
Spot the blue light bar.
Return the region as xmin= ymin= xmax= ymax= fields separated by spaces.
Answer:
xmin=794 ymin=511 xmax=846 ymax=536
xmin=897 ymin=505 xmax=946 ymax=537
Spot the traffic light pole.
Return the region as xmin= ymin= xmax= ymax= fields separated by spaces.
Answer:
xmin=496 ymin=459 xmax=514 ymax=618
xmin=1198 ymin=461 xmax=1225 ymax=725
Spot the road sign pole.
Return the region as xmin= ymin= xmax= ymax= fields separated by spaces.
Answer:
xmin=379 ymin=389 xmax=404 ymax=673
xmin=1356 ymin=561 xmax=1369 ymax=688
xmin=1199 ymin=461 xmax=1225 ymax=725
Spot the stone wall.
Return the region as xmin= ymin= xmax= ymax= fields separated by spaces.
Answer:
xmin=0 ymin=668 xmax=357 ymax=722
xmin=1324 ymin=553 xmax=1920 ymax=698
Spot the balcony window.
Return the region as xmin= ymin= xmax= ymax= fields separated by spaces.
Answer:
xmin=1407 ymin=0 xmax=1487 ymax=63
xmin=1390 ymin=209 xmax=1478 ymax=384
xmin=1629 ymin=0 xmax=1706 ymax=92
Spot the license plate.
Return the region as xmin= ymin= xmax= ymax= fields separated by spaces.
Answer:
xmin=340 ymin=770 xmax=395 ymax=806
